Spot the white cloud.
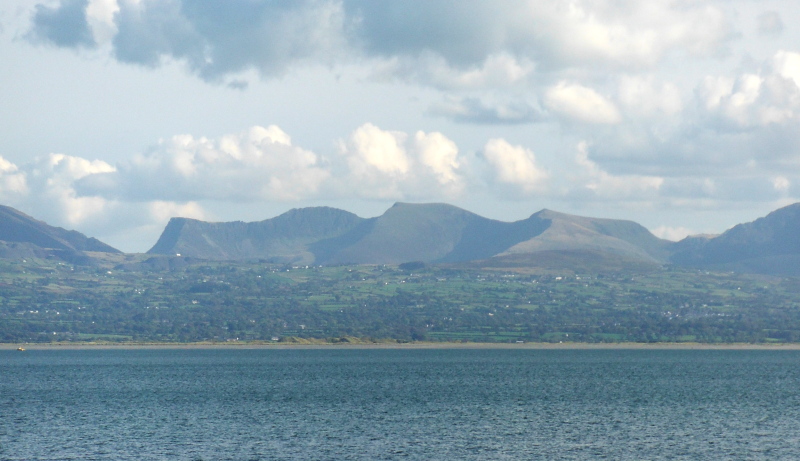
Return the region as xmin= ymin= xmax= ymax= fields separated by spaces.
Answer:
xmin=25 ymin=154 xmax=116 ymax=226
xmin=148 ymin=200 xmax=205 ymax=222
xmin=64 ymin=123 xmax=471 ymax=205
xmin=543 ymin=3 xmax=662 ymax=67
xmin=86 ymin=0 xmax=119 ymax=44
xmin=724 ymin=74 xmax=769 ymax=124
xmin=774 ymin=50 xmax=800 ymax=88
xmin=0 ymin=156 xmax=28 ymax=199
xmin=344 ymin=123 xmax=410 ymax=177
xmin=337 ymin=123 xmax=466 ymax=199
xmin=545 ymin=82 xmax=621 ymax=124
xmin=0 ymin=152 xmax=216 ymax=252
xmin=650 ymin=225 xmax=694 ymax=242
xmin=482 ymin=138 xmax=548 ymax=194
xmin=0 ymin=153 xmax=117 ymax=234
xmin=413 ymin=131 xmax=461 ymax=189
xmin=78 ymin=125 xmax=330 ymax=202
xmin=529 ymin=1 xmax=733 ymax=70
xmin=772 ymin=176 xmax=790 ymax=193
xmin=699 ymin=51 xmax=800 ymax=128
xmin=698 ymin=75 xmax=735 ymax=111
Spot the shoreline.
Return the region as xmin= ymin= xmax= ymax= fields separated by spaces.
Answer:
xmin=4 ymin=341 xmax=800 ymax=350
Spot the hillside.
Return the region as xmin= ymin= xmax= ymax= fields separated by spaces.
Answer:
xmin=670 ymin=203 xmax=800 ymax=276
xmin=0 ymin=205 xmax=119 ymax=264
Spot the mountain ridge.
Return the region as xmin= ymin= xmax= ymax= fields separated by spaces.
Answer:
xmin=147 ymin=202 xmax=674 ymax=270
xmin=4 ymin=201 xmax=800 ymax=276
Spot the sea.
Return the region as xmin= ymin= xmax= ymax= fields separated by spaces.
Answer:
xmin=1 ymin=348 xmax=799 ymax=460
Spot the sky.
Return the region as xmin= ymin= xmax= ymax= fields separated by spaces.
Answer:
xmin=2 ymin=0 xmax=800 ymax=253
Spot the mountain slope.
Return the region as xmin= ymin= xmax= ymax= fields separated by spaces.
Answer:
xmin=0 ymin=205 xmax=120 ymax=263
xmin=312 ymin=202 xmax=550 ymax=265
xmin=670 ymin=203 xmax=800 ymax=275
xmin=148 ymin=206 xmax=364 ymax=263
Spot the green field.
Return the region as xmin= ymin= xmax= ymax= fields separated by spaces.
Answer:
xmin=1 ymin=257 xmax=800 ymax=343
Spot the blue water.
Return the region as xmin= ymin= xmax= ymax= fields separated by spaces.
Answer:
xmin=1 ymin=349 xmax=800 ymax=460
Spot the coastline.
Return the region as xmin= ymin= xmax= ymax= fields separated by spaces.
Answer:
xmin=4 ymin=341 xmax=800 ymax=350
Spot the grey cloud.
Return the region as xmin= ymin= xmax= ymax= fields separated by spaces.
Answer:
xmin=111 ymin=0 xmax=197 ymax=69
xmin=428 ymin=96 xmax=544 ymax=124
xmin=343 ymin=0 xmax=516 ymax=67
xmin=27 ymin=0 xmax=737 ymax=85
xmin=353 ymin=0 xmax=733 ymax=78
xmin=226 ymin=80 xmax=249 ymax=91
xmin=589 ymin=125 xmax=794 ymax=178
xmin=28 ymin=0 xmax=95 ymax=48
xmin=557 ymin=116 xmax=800 ymax=212
xmin=109 ymin=0 xmax=510 ymax=80
xmin=112 ymin=0 xmax=349 ymax=80
xmin=344 ymin=1 xmax=732 ymax=70
xmin=585 ymin=127 xmax=741 ymax=178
